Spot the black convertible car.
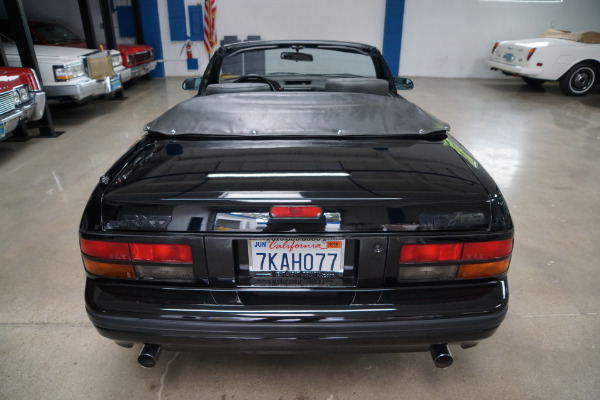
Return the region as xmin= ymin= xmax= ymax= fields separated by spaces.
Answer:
xmin=80 ymin=40 xmax=513 ymax=368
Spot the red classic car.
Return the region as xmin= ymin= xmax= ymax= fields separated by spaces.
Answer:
xmin=0 ymin=67 xmax=45 ymax=141
xmin=28 ymin=21 xmax=156 ymax=78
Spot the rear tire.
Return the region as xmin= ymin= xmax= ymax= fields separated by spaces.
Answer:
xmin=559 ymin=62 xmax=597 ymax=96
xmin=522 ymin=77 xmax=546 ymax=86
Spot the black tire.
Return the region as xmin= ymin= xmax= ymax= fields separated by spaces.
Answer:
xmin=522 ymin=77 xmax=546 ymax=86
xmin=559 ymin=62 xmax=597 ymax=96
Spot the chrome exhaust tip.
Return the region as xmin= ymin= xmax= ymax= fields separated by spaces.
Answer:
xmin=138 ymin=344 xmax=162 ymax=368
xmin=430 ymin=344 xmax=453 ymax=368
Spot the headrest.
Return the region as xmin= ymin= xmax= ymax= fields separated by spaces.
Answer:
xmin=205 ymin=82 xmax=271 ymax=95
xmin=325 ymin=78 xmax=390 ymax=96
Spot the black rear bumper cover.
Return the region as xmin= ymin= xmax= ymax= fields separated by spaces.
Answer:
xmin=86 ymin=279 xmax=508 ymax=353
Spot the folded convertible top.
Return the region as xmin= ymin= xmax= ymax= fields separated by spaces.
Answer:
xmin=145 ymin=92 xmax=450 ymax=138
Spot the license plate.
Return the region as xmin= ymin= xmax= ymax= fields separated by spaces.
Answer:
xmin=0 ymin=122 xmax=5 ymax=140
xmin=111 ymin=76 xmax=122 ymax=91
xmin=248 ymin=238 xmax=344 ymax=273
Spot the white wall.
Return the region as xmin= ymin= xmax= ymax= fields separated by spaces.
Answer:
xmin=398 ymin=0 xmax=600 ymax=78
xmin=160 ymin=0 xmax=387 ymax=77
xmin=3 ymin=0 xmax=599 ymax=79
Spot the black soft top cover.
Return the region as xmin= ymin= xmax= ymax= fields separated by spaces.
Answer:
xmin=145 ymin=92 xmax=449 ymax=138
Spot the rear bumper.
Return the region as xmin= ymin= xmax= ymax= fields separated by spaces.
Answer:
xmin=486 ymin=59 xmax=542 ymax=77
xmin=86 ymin=278 xmax=509 ymax=352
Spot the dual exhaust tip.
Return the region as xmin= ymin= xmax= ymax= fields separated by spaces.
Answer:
xmin=137 ymin=343 xmax=453 ymax=369
xmin=430 ymin=343 xmax=453 ymax=368
xmin=138 ymin=344 xmax=162 ymax=368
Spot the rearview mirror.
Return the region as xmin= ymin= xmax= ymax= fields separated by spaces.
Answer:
xmin=394 ymin=77 xmax=414 ymax=90
xmin=280 ymin=52 xmax=313 ymax=62
xmin=182 ymin=77 xmax=202 ymax=90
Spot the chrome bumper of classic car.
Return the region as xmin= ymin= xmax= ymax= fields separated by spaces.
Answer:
xmin=130 ymin=60 xmax=158 ymax=78
xmin=0 ymin=91 xmax=46 ymax=139
xmin=486 ymin=59 xmax=542 ymax=77
xmin=116 ymin=66 xmax=132 ymax=83
xmin=86 ymin=278 xmax=508 ymax=352
xmin=44 ymin=74 xmax=123 ymax=101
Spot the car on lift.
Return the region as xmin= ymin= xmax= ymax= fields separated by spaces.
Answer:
xmin=0 ymin=32 xmax=128 ymax=102
xmin=27 ymin=21 xmax=157 ymax=79
xmin=486 ymin=29 xmax=600 ymax=96
xmin=0 ymin=66 xmax=45 ymax=140
xmin=80 ymin=40 xmax=514 ymax=369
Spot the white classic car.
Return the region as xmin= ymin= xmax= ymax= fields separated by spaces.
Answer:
xmin=1 ymin=34 xmax=131 ymax=102
xmin=486 ymin=29 xmax=600 ymax=96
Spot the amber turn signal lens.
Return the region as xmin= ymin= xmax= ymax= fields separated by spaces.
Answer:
xmin=82 ymin=256 xmax=135 ymax=279
xmin=457 ymin=258 xmax=510 ymax=279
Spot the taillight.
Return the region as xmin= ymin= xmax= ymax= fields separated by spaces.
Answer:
xmin=80 ymin=239 xmax=194 ymax=281
xmin=80 ymin=239 xmax=130 ymax=260
xmin=491 ymin=42 xmax=499 ymax=53
xmin=270 ymin=206 xmax=323 ymax=218
xmin=130 ymin=243 xmax=193 ymax=263
xmin=400 ymin=243 xmax=462 ymax=263
xmin=527 ymin=48 xmax=536 ymax=61
xmin=398 ymin=239 xmax=513 ymax=281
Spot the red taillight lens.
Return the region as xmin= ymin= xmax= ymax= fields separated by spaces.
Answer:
xmin=400 ymin=243 xmax=462 ymax=263
xmin=80 ymin=239 xmax=130 ymax=260
xmin=399 ymin=239 xmax=513 ymax=280
xmin=462 ymin=239 xmax=513 ymax=261
xmin=527 ymin=48 xmax=536 ymax=61
xmin=130 ymin=243 xmax=193 ymax=263
xmin=270 ymin=206 xmax=323 ymax=218
xmin=80 ymin=239 xmax=194 ymax=280
xmin=492 ymin=42 xmax=499 ymax=53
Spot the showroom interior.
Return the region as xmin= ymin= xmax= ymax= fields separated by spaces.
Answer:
xmin=0 ymin=0 xmax=598 ymax=398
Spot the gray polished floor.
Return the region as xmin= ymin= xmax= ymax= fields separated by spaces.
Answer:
xmin=0 ymin=77 xmax=598 ymax=399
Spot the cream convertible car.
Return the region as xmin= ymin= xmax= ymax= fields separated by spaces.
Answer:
xmin=487 ymin=29 xmax=600 ymax=96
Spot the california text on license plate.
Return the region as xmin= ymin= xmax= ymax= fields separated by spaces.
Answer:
xmin=248 ymin=238 xmax=344 ymax=273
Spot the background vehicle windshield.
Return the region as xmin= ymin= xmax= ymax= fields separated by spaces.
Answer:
xmin=34 ymin=23 xmax=81 ymax=44
xmin=219 ymin=47 xmax=377 ymax=81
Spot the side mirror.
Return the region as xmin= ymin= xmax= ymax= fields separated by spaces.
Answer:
xmin=394 ymin=77 xmax=414 ymax=90
xmin=182 ymin=77 xmax=202 ymax=91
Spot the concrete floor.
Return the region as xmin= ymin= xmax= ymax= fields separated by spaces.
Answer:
xmin=0 ymin=77 xmax=598 ymax=399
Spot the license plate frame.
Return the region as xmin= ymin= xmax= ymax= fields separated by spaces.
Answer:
xmin=248 ymin=238 xmax=345 ymax=275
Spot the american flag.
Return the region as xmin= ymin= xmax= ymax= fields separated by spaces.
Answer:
xmin=203 ymin=0 xmax=217 ymax=53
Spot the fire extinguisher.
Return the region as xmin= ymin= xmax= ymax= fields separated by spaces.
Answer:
xmin=186 ymin=41 xmax=192 ymax=60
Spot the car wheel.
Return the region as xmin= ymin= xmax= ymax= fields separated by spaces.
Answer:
xmin=559 ymin=62 xmax=597 ymax=96
xmin=522 ymin=77 xmax=546 ymax=86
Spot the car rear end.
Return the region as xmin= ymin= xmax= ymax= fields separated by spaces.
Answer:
xmin=80 ymin=134 xmax=513 ymax=366
xmin=487 ymin=38 xmax=547 ymax=78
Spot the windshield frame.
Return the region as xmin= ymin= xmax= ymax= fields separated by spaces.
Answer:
xmin=198 ymin=40 xmax=395 ymax=96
